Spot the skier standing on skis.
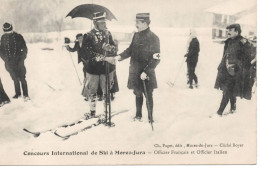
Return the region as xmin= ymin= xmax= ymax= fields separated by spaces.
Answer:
xmin=214 ymin=24 xmax=252 ymax=117
xmin=184 ymin=29 xmax=200 ymax=89
xmin=112 ymin=13 xmax=160 ymax=122
xmin=0 ymin=23 xmax=29 ymax=101
xmin=81 ymin=12 xmax=117 ymax=117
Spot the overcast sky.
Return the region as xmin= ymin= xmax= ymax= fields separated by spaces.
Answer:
xmin=0 ymin=0 xmax=256 ymax=32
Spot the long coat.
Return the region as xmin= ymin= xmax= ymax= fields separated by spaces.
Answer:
xmin=119 ymin=27 xmax=160 ymax=91
xmin=214 ymin=35 xmax=252 ymax=100
xmin=81 ymin=29 xmax=117 ymax=75
xmin=0 ymin=32 xmax=28 ymax=79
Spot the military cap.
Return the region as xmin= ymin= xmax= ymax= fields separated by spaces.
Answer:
xmin=226 ymin=23 xmax=241 ymax=34
xmin=3 ymin=22 xmax=13 ymax=32
xmin=136 ymin=13 xmax=150 ymax=21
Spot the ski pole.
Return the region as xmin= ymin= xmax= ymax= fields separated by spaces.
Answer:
xmin=142 ymin=80 xmax=154 ymax=131
xmin=104 ymin=58 xmax=113 ymax=126
xmin=103 ymin=30 xmax=113 ymax=127
xmin=172 ymin=57 xmax=186 ymax=86
xmin=68 ymin=51 xmax=82 ymax=86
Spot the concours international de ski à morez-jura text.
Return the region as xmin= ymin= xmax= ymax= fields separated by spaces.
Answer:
xmin=23 ymin=143 xmax=244 ymax=156
xmin=23 ymin=150 xmax=146 ymax=156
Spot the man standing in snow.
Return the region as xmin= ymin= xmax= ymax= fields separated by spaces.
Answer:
xmin=81 ymin=12 xmax=117 ymax=117
xmin=112 ymin=13 xmax=160 ymax=122
xmin=213 ymin=24 xmax=251 ymax=117
xmin=184 ymin=29 xmax=200 ymax=89
xmin=65 ymin=33 xmax=87 ymax=78
xmin=0 ymin=23 xmax=29 ymax=101
xmin=0 ymin=78 xmax=10 ymax=107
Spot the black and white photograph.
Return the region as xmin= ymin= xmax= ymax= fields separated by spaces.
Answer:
xmin=0 ymin=0 xmax=257 ymax=166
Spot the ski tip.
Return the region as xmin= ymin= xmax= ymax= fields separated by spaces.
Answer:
xmin=54 ymin=131 xmax=70 ymax=140
xmin=23 ymin=128 xmax=40 ymax=137
xmin=23 ymin=128 xmax=29 ymax=132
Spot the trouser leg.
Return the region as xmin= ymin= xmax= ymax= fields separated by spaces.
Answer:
xmin=13 ymin=78 xmax=21 ymax=96
xmin=188 ymin=64 xmax=197 ymax=86
xmin=0 ymin=78 xmax=10 ymax=101
xmin=217 ymin=89 xmax=230 ymax=115
xmin=136 ymin=95 xmax=143 ymax=118
xmin=229 ymin=87 xmax=236 ymax=111
xmin=20 ymin=77 xmax=28 ymax=97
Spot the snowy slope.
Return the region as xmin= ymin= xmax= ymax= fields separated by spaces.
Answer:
xmin=0 ymin=28 xmax=256 ymax=165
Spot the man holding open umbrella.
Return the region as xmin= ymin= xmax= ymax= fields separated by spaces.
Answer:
xmin=81 ymin=12 xmax=117 ymax=117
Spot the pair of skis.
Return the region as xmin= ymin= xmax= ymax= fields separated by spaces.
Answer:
xmin=23 ymin=112 xmax=100 ymax=139
xmin=23 ymin=110 xmax=128 ymax=140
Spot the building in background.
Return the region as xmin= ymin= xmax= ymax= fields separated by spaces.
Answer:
xmin=206 ymin=0 xmax=256 ymax=40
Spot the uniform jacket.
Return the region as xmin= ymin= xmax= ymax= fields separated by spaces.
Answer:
xmin=119 ymin=27 xmax=160 ymax=90
xmin=82 ymin=29 xmax=117 ymax=75
xmin=0 ymin=32 xmax=27 ymax=78
xmin=214 ymin=35 xmax=252 ymax=100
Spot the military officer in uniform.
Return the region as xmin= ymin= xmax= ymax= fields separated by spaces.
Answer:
xmin=112 ymin=13 xmax=160 ymax=122
xmin=0 ymin=23 xmax=29 ymax=101
xmin=82 ymin=12 xmax=117 ymax=117
xmin=213 ymin=24 xmax=252 ymax=117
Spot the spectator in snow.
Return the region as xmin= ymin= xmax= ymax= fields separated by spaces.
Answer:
xmin=66 ymin=33 xmax=87 ymax=78
xmin=213 ymin=24 xmax=252 ymax=117
xmin=248 ymin=36 xmax=257 ymax=93
xmin=184 ymin=29 xmax=200 ymax=89
xmin=0 ymin=23 xmax=30 ymax=101
xmin=0 ymin=78 xmax=10 ymax=107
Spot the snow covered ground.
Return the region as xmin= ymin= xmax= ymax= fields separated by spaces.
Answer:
xmin=0 ymin=28 xmax=256 ymax=165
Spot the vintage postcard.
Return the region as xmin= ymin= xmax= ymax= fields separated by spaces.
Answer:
xmin=0 ymin=0 xmax=257 ymax=165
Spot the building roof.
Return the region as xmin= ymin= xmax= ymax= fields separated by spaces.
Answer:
xmin=205 ymin=0 xmax=256 ymax=15
xmin=236 ymin=12 xmax=257 ymax=27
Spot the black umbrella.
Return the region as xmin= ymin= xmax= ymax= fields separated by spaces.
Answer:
xmin=66 ymin=4 xmax=117 ymax=21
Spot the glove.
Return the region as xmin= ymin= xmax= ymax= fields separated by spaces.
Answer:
xmin=114 ymin=55 xmax=122 ymax=62
xmin=95 ymin=54 xmax=105 ymax=62
xmin=140 ymin=72 xmax=148 ymax=80
xmin=104 ymin=57 xmax=116 ymax=65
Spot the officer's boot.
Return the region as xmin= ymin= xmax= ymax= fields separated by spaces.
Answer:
xmin=217 ymin=93 xmax=229 ymax=116
xmin=13 ymin=79 xmax=21 ymax=98
xmin=230 ymin=96 xmax=237 ymax=114
xmin=134 ymin=95 xmax=143 ymax=121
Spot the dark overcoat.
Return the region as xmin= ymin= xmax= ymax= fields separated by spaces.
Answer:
xmin=119 ymin=28 xmax=160 ymax=91
xmin=186 ymin=37 xmax=200 ymax=65
xmin=0 ymin=32 xmax=27 ymax=79
xmin=214 ymin=35 xmax=252 ymax=100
